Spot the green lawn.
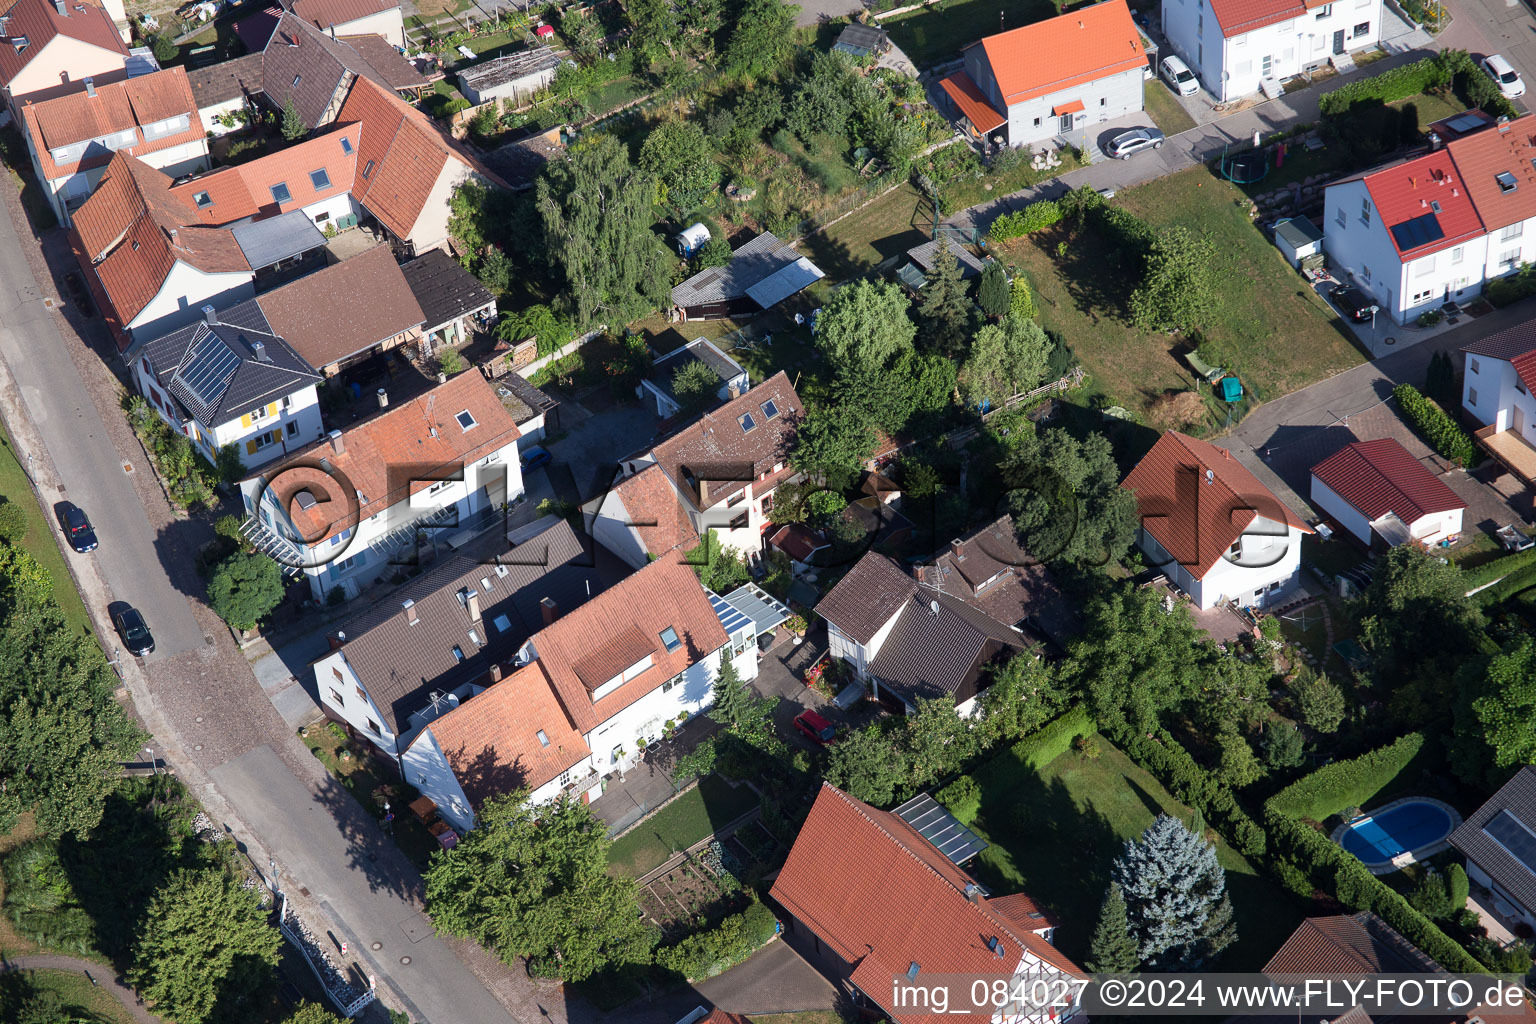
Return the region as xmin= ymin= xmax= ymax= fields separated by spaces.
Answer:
xmin=995 ymin=166 xmax=1363 ymax=430
xmin=958 ymin=735 xmax=1303 ymax=971
xmin=1144 ymin=79 xmax=1197 ymax=137
xmin=801 ymin=182 xmax=933 ymax=281
xmin=607 ymin=775 xmax=760 ymax=878
xmin=880 ymin=0 xmax=1058 ymax=69
xmin=0 ymin=426 xmax=93 ymax=637
xmin=2 ymin=968 xmax=141 ymax=1024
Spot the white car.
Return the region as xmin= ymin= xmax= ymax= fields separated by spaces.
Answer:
xmin=1160 ymin=55 xmax=1199 ymax=97
xmin=1483 ymin=54 xmax=1526 ymax=99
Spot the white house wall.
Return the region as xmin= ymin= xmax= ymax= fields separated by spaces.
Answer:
xmin=299 ymin=191 xmax=360 ymax=231
xmin=401 ymin=727 xmax=476 ymax=831
xmin=315 ymin=648 xmax=401 ymax=753
xmin=590 ymin=489 xmax=651 ymax=570
xmin=1006 ymin=69 xmax=1144 ymax=148
xmin=1464 ymin=354 xmax=1536 ymax=433
xmin=1480 ymin=213 xmax=1536 ymax=282
xmin=584 ymin=647 xmax=722 ymax=771
xmin=5 ymin=35 xmax=129 ymax=103
xmin=1310 ymin=476 xmax=1373 ymax=546
xmin=1138 ymin=521 xmax=1303 ymax=609
xmin=401 ymin=161 xmax=475 ymax=254
xmin=206 ymin=385 xmax=325 ymax=468
xmin=1409 ymin=506 xmax=1462 ymax=544
xmin=327 ymin=7 xmax=405 ymax=46
xmin=127 ymin=262 xmax=256 ymax=342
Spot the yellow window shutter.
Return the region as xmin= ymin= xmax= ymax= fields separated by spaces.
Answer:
xmin=241 ymin=413 xmax=252 ymax=428
xmin=267 ymin=402 xmax=277 ymax=417
xmin=246 ymin=438 xmax=258 ymax=455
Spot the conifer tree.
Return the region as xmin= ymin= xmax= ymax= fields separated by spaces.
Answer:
xmin=1086 ymin=882 xmax=1140 ymax=974
xmin=1112 ymin=814 xmax=1236 ymax=969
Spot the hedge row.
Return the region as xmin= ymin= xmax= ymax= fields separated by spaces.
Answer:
xmin=1317 ymin=54 xmax=1454 ymax=116
xmin=1267 ymin=733 xmax=1424 ymax=822
xmin=653 ymin=900 xmax=777 ymax=982
xmin=1475 ymin=562 xmax=1536 ymax=607
xmin=1111 ymin=726 xmax=1267 ymax=857
xmin=1264 ymin=809 xmax=1483 ymax=973
xmin=1011 ymin=706 xmax=1095 ymax=770
xmin=989 ymin=200 xmax=1062 ymax=242
xmin=1486 ymin=265 xmax=1536 ymax=308
xmin=1393 ymin=384 xmax=1477 ymax=466
xmin=1462 ymin=546 xmax=1536 ymax=590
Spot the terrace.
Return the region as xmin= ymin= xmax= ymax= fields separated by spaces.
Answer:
xmin=1475 ymin=423 xmax=1536 ymax=488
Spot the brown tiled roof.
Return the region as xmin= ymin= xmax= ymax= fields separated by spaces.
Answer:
xmin=770 ymin=784 xmax=1082 ymax=1024
xmin=921 ymin=517 xmax=1080 ymax=645
xmin=815 ymin=551 xmax=918 ymax=645
xmin=606 ymin=463 xmax=699 ymax=561
xmin=1311 ymin=438 xmax=1465 ymax=525
xmin=291 ymin=0 xmax=397 ymax=31
xmin=1121 ymin=431 xmax=1312 ymax=581
xmin=421 ymin=661 xmax=590 ymax=801
xmin=1446 ymin=116 xmax=1536 ymax=232
xmin=0 ymin=0 xmax=127 ymax=86
xmin=253 ymin=370 xmax=516 ymax=542
xmin=20 ymin=66 xmax=203 ymax=181
xmin=335 ymin=519 xmax=600 ymax=732
xmin=529 ymin=557 xmax=728 ymax=734
xmin=254 ymin=243 xmax=424 ymax=367
xmin=186 ymin=52 xmax=266 ymax=108
xmin=337 ymin=33 xmax=428 ymax=90
xmin=71 ymin=152 xmax=249 ymax=333
xmin=867 ymin=591 xmax=1024 ymax=706
xmin=1463 ymin=318 xmax=1536 ymax=393
xmin=650 ymin=372 xmax=802 ymax=512
xmin=261 ymin=12 xmax=388 ymax=129
xmin=171 ymin=122 xmax=360 ymax=224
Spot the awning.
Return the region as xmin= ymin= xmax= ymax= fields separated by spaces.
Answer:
xmin=722 ymin=582 xmax=792 ymax=636
xmin=939 ymin=71 xmax=1006 ymax=134
xmin=1052 ymin=99 xmax=1085 ymax=116
xmin=231 ymin=210 xmax=327 ymax=270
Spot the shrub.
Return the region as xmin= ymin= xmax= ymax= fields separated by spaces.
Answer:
xmin=1448 ymin=862 xmax=1469 ymax=912
xmin=1113 ymin=726 xmax=1268 ymax=857
xmin=207 ymin=551 xmax=286 ymax=631
xmin=438 ymin=348 xmax=467 ymax=376
xmin=1417 ymin=308 xmax=1443 ymax=327
xmin=652 ymin=899 xmax=777 ymax=981
xmin=214 ymin=514 xmax=244 ymax=545
xmin=1392 ymin=384 xmax=1476 ymax=466
xmin=326 ymin=586 xmax=346 ymax=607
xmin=148 ymin=33 xmax=178 ymax=63
xmin=1476 ymin=563 xmax=1536 ymax=606
xmin=2 ymin=840 xmax=95 ymax=954
xmin=0 ymin=501 xmax=27 ymax=543
xmin=1462 ymin=546 xmax=1536 ymax=590
xmin=1486 ymin=263 xmax=1536 ymax=307
xmin=936 ymin=775 xmax=981 ymax=821
xmin=1010 ymin=706 xmax=1095 ymax=770
xmin=989 ymin=200 xmax=1062 ymax=242
xmin=1408 ymin=868 xmax=1452 ymax=920
xmin=1317 ymin=53 xmax=1456 ymax=116
xmin=1267 ymin=733 xmax=1424 ymax=821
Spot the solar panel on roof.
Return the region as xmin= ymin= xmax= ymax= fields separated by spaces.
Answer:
xmin=1445 ymin=112 xmax=1486 ymax=132
xmin=1389 ymin=212 xmax=1445 ymax=251
xmin=174 ymin=333 xmax=242 ymax=409
xmin=894 ymin=793 xmax=989 ymax=865
xmin=1486 ymin=809 xmax=1536 ymax=878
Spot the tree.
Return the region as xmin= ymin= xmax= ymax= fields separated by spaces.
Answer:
xmin=916 ymin=238 xmax=971 ymax=357
xmin=833 ymin=351 xmax=955 ymax=438
xmin=825 ymin=723 xmax=908 ymax=806
xmin=671 ymin=358 xmax=721 ymax=411
xmin=786 ymin=50 xmax=859 ymax=142
xmin=1113 ymin=814 xmax=1234 ymax=969
xmin=1461 ymin=640 xmax=1536 ymax=779
xmin=1448 ymin=862 xmax=1469 ymax=911
xmin=150 ymin=32 xmax=178 ymax=63
xmin=708 ymin=657 xmax=765 ymax=733
xmin=1215 ymin=727 xmax=1262 ymax=788
xmin=681 ymin=530 xmax=750 ymax=593
xmin=976 ymin=653 xmax=1064 ymax=747
xmin=280 ymin=96 xmax=306 ymax=141
xmin=206 ymin=551 xmax=285 ymax=631
xmin=282 ymin=1005 xmax=348 ymax=1024
xmin=538 ymin=134 xmax=672 ymax=326
xmin=790 ymin=404 xmax=876 ymax=489
xmin=497 ymin=304 xmax=574 ymax=354
xmin=1130 ymin=226 xmax=1219 ymax=333
xmin=676 ymin=0 xmax=724 ymax=49
xmin=904 ymin=698 xmax=976 ymax=790
xmin=560 ymin=8 xmax=603 ymax=64
xmin=1408 ymin=868 xmax=1452 ymax=919
xmin=1009 ymin=273 xmax=1037 ymax=320
xmin=1086 ymin=882 xmax=1140 ymax=974
xmin=0 ymin=502 xmax=26 ymax=543
xmin=692 ymin=233 xmax=732 ymax=270
xmin=959 ymin=314 xmax=1050 ymax=409
xmin=977 ymin=262 xmax=1009 ymax=319
xmin=722 ymin=0 xmax=795 ymax=78
xmin=1002 ymin=427 xmax=1139 ymax=566
xmin=127 ymin=868 xmax=281 ymax=1024
xmin=424 ymin=792 xmax=654 ymax=979
xmin=814 ymin=279 xmax=916 ymax=372
xmin=639 ymin=119 xmax=719 ymax=212
xmin=1263 ymin=720 xmax=1305 ymax=769
xmin=625 ymin=0 xmax=681 ymax=60
xmin=1068 ymin=582 xmax=1209 ymax=736
xmin=1290 ymin=666 xmax=1346 ymax=733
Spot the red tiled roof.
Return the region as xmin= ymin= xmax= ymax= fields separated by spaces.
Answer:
xmin=255 ymin=243 xmax=424 ymax=367
xmin=529 ymin=557 xmax=728 ymax=734
xmin=420 ymin=662 xmax=591 ymax=801
xmin=1121 ymin=430 xmax=1312 ymax=581
xmin=649 ymin=372 xmax=803 ymax=512
xmin=770 ymin=784 xmax=1082 ymax=1023
xmin=20 ymin=66 xmax=203 ymax=181
xmin=608 ymin=463 xmax=699 ymax=562
xmin=938 ymin=72 xmax=1005 ymax=134
xmin=170 ymin=122 xmax=360 ymax=224
xmin=1362 ymin=150 xmax=1486 ymax=259
xmin=1311 ymin=438 xmax=1464 ymax=525
xmin=1463 ymin=318 xmax=1536 ymax=393
xmin=291 ymin=0 xmax=397 ymax=31
xmin=1207 ymin=0 xmax=1307 ymax=37
xmin=974 ymin=0 xmax=1145 ymax=106
xmin=986 ymin=892 xmax=1062 ymax=934
xmin=1446 ymin=115 xmax=1536 ymax=232
xmin=0 ymin=0 xmax=127 ymax=86
xmin=767 ymin=522 xmax=827 ymax=564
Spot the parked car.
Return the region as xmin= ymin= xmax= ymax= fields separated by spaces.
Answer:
xmin=521 ymin=446 xmax=552 ymax=471
xmin=1498 ymin=523 xmax=1535 ymax=552
xmin=1160 ymin=55 xmax=1200 ymax=96
xmin=59 ymin=503 xmax=98 ymax=553
xmin=794 ymin=709 xmax=838 ymax=745
xmin=1107 ymin=127 xmax=1165 ymax=160
xmin=1483 ymin=55 xmax=1526 ymax=98
xmin=113 ymin=606 xmax=155 ymax=657
xmin=1329 ymin=285 xmax=1378 ymax=322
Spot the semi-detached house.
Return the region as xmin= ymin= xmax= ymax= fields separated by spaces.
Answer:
xmin=1462 ymin=320 xmax=1536 ymax=487
xmin=939 ymin=0 xmax=1146 ymax=150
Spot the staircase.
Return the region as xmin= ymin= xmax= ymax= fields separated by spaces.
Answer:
xmin=241 ymin=518 xmax=305 ymax=578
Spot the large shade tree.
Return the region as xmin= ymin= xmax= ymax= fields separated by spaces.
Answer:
xmin=814 ymin=279 xmax=916 ymax=372
xmin=959 ymin=314 xmax=1050 ymax=410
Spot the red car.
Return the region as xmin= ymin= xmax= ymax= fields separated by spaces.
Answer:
xmin=794 ymin=709 xmax=837 ymax=745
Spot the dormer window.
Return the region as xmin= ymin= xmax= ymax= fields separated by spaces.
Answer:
xmin=270 ymin=182 xmax=292 ymax=204
xmin=1498 ymin=171 xmax=1519 ymax=193
xmin=11 ymin=35 xmax=27 ymax=52
xmin=660 ymin=626 xmax=680 ymax=651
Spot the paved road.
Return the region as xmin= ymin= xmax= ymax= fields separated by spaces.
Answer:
xmin=0 ymin=954 xmax=163 ymax=1024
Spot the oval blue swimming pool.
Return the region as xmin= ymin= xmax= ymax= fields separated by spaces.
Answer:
xmin=1339 ymin=801 xmax=1456 ymax=867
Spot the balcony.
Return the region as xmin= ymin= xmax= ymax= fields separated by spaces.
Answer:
xmin=1475 ymin=423 xmax=1536 ymax=487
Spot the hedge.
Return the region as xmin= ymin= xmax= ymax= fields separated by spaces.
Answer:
xmin=1267 ymin=733 xmax=1424 ymax=822
xmin=1475 ymin=562 xmax=1536 ymax=607
xmin=1111 ymin=726 xmax=1267 ymax=857
xmin=1393 ymin=384 xmax=1477 ymax=466
xmin=989 ymin=200 xmax=1062 ymax=242
xmin=1462 ymin=546 xmax=1536 ymax=591
xmin=652 ymin=899 xmax=777 ymax=981
xmin=1011 ymin=706 xmax=1095 ymax=770
xmin=1317 ymin=54 xmax=1455 ymax=116
xmin=1486 ymin=264 xmax=1536 ymax=308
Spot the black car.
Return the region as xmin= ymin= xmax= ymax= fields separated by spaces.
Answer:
xmin=113 ymin=606 xmax=155 ymax=657
xmin=1330 ymin=285 xmax=1378 ymax=323
xmin=62 ymin=504 xmax=97 ymax=553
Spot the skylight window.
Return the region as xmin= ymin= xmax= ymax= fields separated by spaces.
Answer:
xmin=310 ymin=168 xmax=331 ymax=190
xmin=292 ymin=74 xmax=301 ymax=86
xmin=341 ymin=136 xmax=353 ymax=155
xmin=660 ymin=626 xmax=681 ymax=651
xmin=468 ymin=629 xmax=480 ymax=645
xmin=452 ymin=645 xmax=465 ymax=662
xmin=536 ymin=729 xmax=550 ymax=747
xmin=492 ymin=613 xmax=512 ymax=632
xmin=362 ymin=160 xmax=375 ymax=179
xmin=1498 ymin=171 xmax=1519 ymax=193
xmin=193 ymin=191 xmax=212 ymax=208
xmin=455 ymin=410 xmax=477 ymax=431
xmin=761 ymin=399 xmax=779 ymax=419
xmin=738 ymin=412 xmax=756 ymax=432
xmin=1430 ymin=200 xmax=1442 ymax=213
xmin=270 ymin=182 xmax=292 ymax=204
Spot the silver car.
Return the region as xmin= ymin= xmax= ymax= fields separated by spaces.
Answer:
xmin=1108 ymin=127 xmax=1166 ymax=160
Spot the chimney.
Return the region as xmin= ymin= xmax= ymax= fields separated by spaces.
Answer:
xmin=964 ymin=883 xmax=983 ymax=905
xmin=488 ymin=663 xmax=502 ymax=682
xmin=83 ymin=77 xmax=95 ymax=97
xmin=467 ymin=589 xmax=481 ymax=623
xmin=540 ymin=596 xmax=559 ymax=626
xmin=949 ymin=535 xmax=966 ymax=562
xmin=376 ymin=387 xmax=388 ymax=408
xmin=202 ymin=304 xmax=217 ymax=325
xmin=53 ymin=0 xmax=65 ymax=15
xmin=402 ymin=598 xmax=418 ymax=624
xmin=251 ymin=339 xmax=267 ymax=362
xmin=328 ymin=429 xmax=345 ymax=455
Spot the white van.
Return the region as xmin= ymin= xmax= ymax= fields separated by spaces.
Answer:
xmin=1160 ymin=55 xmax=1199 ymax=97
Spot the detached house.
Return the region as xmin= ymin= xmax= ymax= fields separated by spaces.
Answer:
xmin=239 ymin=370 xmax=524 ymax=601
xmin=939 ymin=0 xmax=1146 ymax=150
xmin=239 ymin=0 xmax=404 ymax=50
xmin=1309 ymin=437 xmax=1465 ymax=550
xmin=1450 ymin=767 xmax=1536 ymax=936
xmin=1122 ymin=430 xmax=1313 ymax=610
xmin=0 ymin=0 xmax=129 ymax=107
xmin=1161 ymin=0 xmax=1381 ymax=102
xmin=1462 ymin=319 xmax=1536 ymax=486
xmin=818 ymin=551 xmax=1026 ymax=715
xmin=130 ymin=300 xmax=322 ymax=470
xmin=592 ymin=372 xmax=802 ymax=568
xmin=771 ymin=783 xmax=1084 ymax=1024
xmin=19 ymin=66 xmax=208 ymax=225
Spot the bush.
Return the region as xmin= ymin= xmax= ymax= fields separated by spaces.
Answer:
xmin=652 ymin=900 xmax=777 ymax=981
xmin=214 ymin=514 xmax=244 ymax=545
xmin=438 ymin=348 xmax=466 ymax=376
xmin=207 ymin=551 xmax=286 ymax=631
xmin=1010 ymin=706 xmax=1094 ymax=770
xmin=1476 ymin=562 xmax=1536 ymax=606
xmin=936 ymin=775 xmax=981 ymax=821
xmin=1114 ymin=726 xmax=1267 ymax=856
xmin=125 ymin=395 xmax=221 ymax=510
xmin=1317 ymin=53 xmax=1456 ymax=116
xmin=326 ymin=586 xmax=346 ymax=607
xmin=0 ymin=501 xmax=27 ymax=543
xmin=1448 ymin=862 xmax=1469 ymax=912
xmin=989 ymin=200 xmax=1062 ymax=242
xmin=1392 ymin=384 xmax=1476 ymax=466
xmin=1408 ymin=868 xmax=1452 ymax=920
xmin=148 ymin=33 xmax=178 ymax=63
xmin=1267 ymin=733 xmax=1424 ymax=822
xmin=2 ymin=840 xmax=95 ymax=954
xmin=1462 ymin=546 xmax=1536 ymax=590
xmin=1487 ymin=263 xmax=1536 ymax=308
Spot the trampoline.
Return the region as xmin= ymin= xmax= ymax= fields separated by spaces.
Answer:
xmin=1219 ymin=145 xmax=1270 ymax=184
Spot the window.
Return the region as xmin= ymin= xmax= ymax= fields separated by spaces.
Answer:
xmin=1498 ymin=172 xmax=1520 ymax=194
xmin=1352 ymin=20 xmax=1369 ymax=35
xmin=1452 ymin=246 xmax=1464 ymax=264
xmin=1100 ymin=97 xmax=1106 ymax=106
xmin=1336 ymin=207 xmax=1347 ymax=229
xmin=355 ymin=685 xmax=366 ymax=700
xmin=738 ymin=412 xmax=756 ymax=432
xmin=1315 ymin=2 xmax=1332 ymax=15
xmin=270 ymin=182 xmax=292 ymax=204
xmin=1360 ymin=197 xmax=1371 ymax=226
xmin=11 ymin=35 xmax=26 ymax=52
xmin=1413 ymin=256 xmax=1435 ymax=277
xmin=341 ymin=136 xmax=353 ymax=155
xmin=1032 ymin=116 xmax=1041 ymax=127
xmin=367 ymin=718 xmax=380 ymax=734
xmin=333 ymin=667 xmax=344 ymax=682
xmin=1504 ymin=222 xmax=1525 ymax=241
xmin=292 ymin=74 xmax=301 ymax=86
xmin=661 ymin=673 xmax=681 ymax=693
xmin=1470 ymin=357 xmax=1481 ymax=373
xmin=467 ymin=628 xmax=480 ymax=645
xmin=362 ymin=159 xmax=375 ymax=179
xmin=330 ymin=688 xmax=345 ymax=705
xmin=660 ymin=626 xmax=681 ymax=651
xmin=536 ymin=729 xmax=550 ymax=747
xmin=492 ymin=613 xmax=512 ymax=632
xmin=455 ymin=410 xmax=477 ymax=430
xmin=143 ymin=114 xmax=190 ymax=139
xmin=1468 ymin=387 xmax=1478 ymax=406
xmin=251 ymin=429 xmax=279 ymax=451
xmin=310 ymin=168 xmax=331 ymax=190
xmin=193 ymin=191 xmax=212 ymax=208
xmin=761 ymin=399 xmax=779 ymax=419
xmin=286 ymin=420 xmax=299 ymax=437
xmin=1411 ymin=288 xmax=1434 ymax=304
xmin=1362 ymin=264 xmax=1371 ymax=282
xmin=1502 ymin=249 xmax=1522 ymax=267
xmin=452 ymin=646 xmax=465 ymax=662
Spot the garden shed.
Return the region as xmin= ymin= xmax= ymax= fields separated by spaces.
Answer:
xmin=1273 ymin=216 xmax=1323 ymax=269
xmin=456 ymin=47 xmax=564 ymax=106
